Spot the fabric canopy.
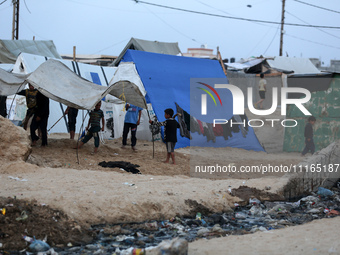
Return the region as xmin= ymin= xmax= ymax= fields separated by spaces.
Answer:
xmin=108 ymin=62 xmax=147 ymax=109
xmin=0 ymin=68 xmax=28 ymax=95
xmin=0 ymin=59 xmax=146 ymax=110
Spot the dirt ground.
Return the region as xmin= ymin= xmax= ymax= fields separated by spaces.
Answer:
xmin=0 ymin=114 xmax=339 ymax=254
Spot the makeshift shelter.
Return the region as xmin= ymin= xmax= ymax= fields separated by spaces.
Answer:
xmin=112 ymin=38 xmax=181 ymax=66
xmin=0 ymin=50 xmax=265 ymax=151
xmin=226 ymin=56 xmax=320 ymax=74
xmin=0 ymin=40 xmax=61 ymax=64
xmin=0 ymin=53 xmax=119 ymax=139
xmin=265 ymin=57 xmax=321 ymax=74
xmin=283 ymin=72 xmax=340 ymax=152
xmin=110 ymin=49 xmax=264 ymax=151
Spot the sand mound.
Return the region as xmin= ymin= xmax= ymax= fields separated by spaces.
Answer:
xmin=0 ymin=116 xmax=31 ymax=162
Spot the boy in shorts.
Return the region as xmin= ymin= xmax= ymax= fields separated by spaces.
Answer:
xmin=255 ymin=73 xmax=267 ymax=109
xmin=75 ymin=101 xmax=104 ymax=153
xmin=149 ymin=108 xmax=180 ymax=164
xmin=65 ymin=106 xmax=79 ymax=140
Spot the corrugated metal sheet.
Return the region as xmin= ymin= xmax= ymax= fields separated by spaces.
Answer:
xmin=266 ymin=56 xmax=320 ymax=74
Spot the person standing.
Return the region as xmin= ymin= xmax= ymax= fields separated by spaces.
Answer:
xmin=75 ymin=101 xmax=104 ymax=154
xmin=122 ymin=103 xmax=142 ymax=151
xmin=302 ymin=116 xmax=316 ymax=156
xmin=17 ymin=83 xmax=38 ymax=130
xmin=65 ymin=106 xmax=79 ymax=140
xmin=255 ymin=73 xmax=267 ymax=109
xmin=149 ymin=108 xmax=180 ymax=164
xmin=30 ymin=91 xmax=49 ymax=146
xmin=0 ymin=96 xmax=7 ymax=118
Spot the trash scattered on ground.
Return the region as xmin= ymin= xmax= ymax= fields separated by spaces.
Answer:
xmin=46 ymin=186 xmax=340 ymax=255
xmin=0 ymin=197 xmax=93 ymax=252
xmin=1 ymin=185 xmax=340 ymax=254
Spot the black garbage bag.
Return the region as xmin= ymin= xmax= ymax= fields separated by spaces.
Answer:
xmin=98 ymin=161 xmax=141 ymax=174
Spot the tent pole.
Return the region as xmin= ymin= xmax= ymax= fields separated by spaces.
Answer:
xmin=48 ymin=114 xmax=65 ymax=133
xmin=59 ymin=103 xmax=69 ymax=132
xmin=217 ymin=46 xmax=228 ymax=77
xmin=145 ymin=105 xmax=155 ymax=158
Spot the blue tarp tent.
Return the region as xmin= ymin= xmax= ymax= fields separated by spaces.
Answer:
xmin=121 ymin=49 xmax=264 ymax=151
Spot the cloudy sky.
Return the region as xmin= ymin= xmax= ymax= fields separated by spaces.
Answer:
xmin=0 ymin=0 xmax=339 ymax=65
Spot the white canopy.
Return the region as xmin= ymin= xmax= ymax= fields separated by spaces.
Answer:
xmin=0 ymin=68 xmax=27 ymax=95
xmin=1 ymin=59 xmax=147 ymax=110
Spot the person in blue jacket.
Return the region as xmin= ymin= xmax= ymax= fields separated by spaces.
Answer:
xmin=122 ymin=103 xmax=142 ymax=151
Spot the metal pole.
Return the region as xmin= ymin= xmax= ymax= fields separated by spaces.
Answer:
xmin=12 ymin=0 xmax=19 ymax=40
xmin=73 ymin=46 xmax=76 ymax=62
xmin=279 ymin=0 xmax=286 ymax=56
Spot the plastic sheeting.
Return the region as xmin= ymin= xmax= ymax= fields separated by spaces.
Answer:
xmin=0 ymin=40 xmax=61 ymax=64
xmin=121 ymin=50 xmax=264 ymax=151
xmin=27 ymin=59 xmax=110 ymax=110
xmin=0 ymin=68 xmax=27 ymax=95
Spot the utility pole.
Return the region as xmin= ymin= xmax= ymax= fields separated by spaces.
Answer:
xmin=279 ymin=0 xmax=285 ymax=56
xmin=12 ymin=0 xmax=19 ymax=40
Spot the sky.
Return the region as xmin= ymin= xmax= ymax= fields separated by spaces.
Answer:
xmin=0 ymin=0 xmax=339 ymax=66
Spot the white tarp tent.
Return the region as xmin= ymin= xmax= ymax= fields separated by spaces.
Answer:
xmin=0 ymin=53 xmax=154 ymax=141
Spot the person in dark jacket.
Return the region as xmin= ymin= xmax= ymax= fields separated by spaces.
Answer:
xmin=0 ymin=96 xmax=7 ymax=118
xmin=301 ymin=116 xmax=316 ymax=156
xmin=149 ymin=108 xmax=180 ymax=164
xmin=30 ymin=91 xmax=49 ymax=146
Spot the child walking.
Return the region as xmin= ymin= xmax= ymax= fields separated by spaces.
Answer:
xmin=149 ymin=108 xmax=180 ymax=164
xmin=302 ymin=116 xmax=316 ymax=156
xmin=255 ymin=73 xmax=267 ymax=109
xmin=75 ymin=101 xmax=104 ymax=154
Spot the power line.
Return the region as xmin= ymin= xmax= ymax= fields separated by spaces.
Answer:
xmin=141 ymin=3 xmax=203 ymax=46
xmin=263 ymin=25 xmax=281 ymax=55
xmin=286 ymin=33 xmax=340 ymax=50
xmin=293 ymin=0 xmax=340 ymax=15
xmin=92 ymin=38 xmax=130 ymax=54
xmin=133 ymin=0 xmax=340 ymax=29
xmin=286 ymin=11 xmax=340 ymax=40
xmin=193 ymin=0 xmax=275 ymax=29
xmin=0 ymin=0 xmax=8 ymax=5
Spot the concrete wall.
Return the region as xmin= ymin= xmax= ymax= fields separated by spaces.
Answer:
xmin=283 ymin=74 xmax=340 ymax=152
xmin=280 ymin=140 xmax=340 ymax=200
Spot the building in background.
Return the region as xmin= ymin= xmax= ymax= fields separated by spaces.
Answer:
xmin=182 ymin=44 xmax=217 ymax=59
xmin=310 ymin=58 xmax=340 ymax=72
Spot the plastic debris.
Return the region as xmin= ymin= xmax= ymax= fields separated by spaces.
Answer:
xmin=317 ymin=187 xmax=334 ymax=197
xmin=16 ymin=211 xmax=28 ymax=221
xmin=249 ymin=197 xmax=261 ymax=205
xmin=8 ymin=176 xmax=28 ymax=181
xmin=28 ymin=237 xmax=51 ymax=252
xmin=123 ymin=182 xmax=135 ymax=186
xmin=327 ymin=209 xmax=340 ymax=216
